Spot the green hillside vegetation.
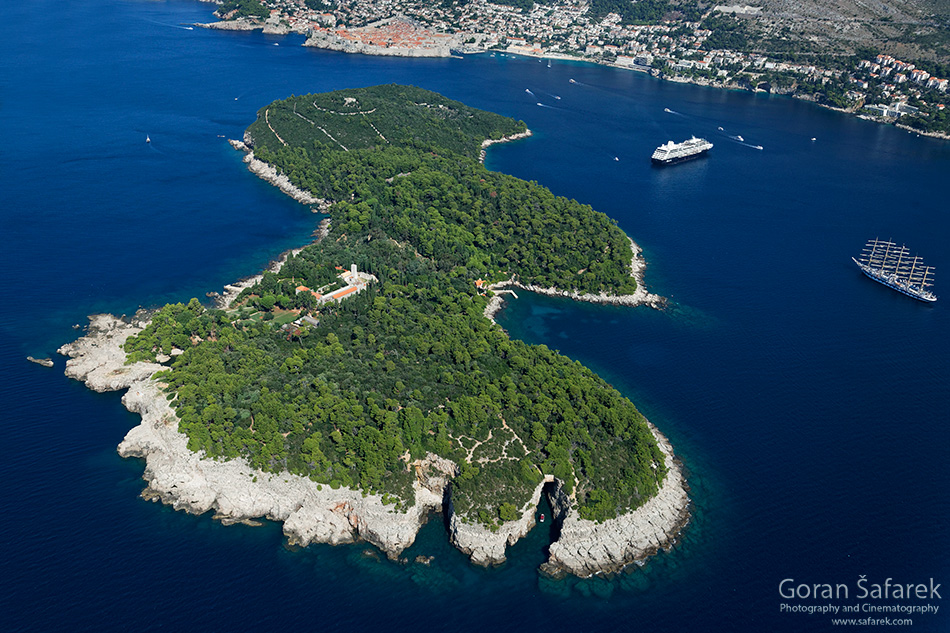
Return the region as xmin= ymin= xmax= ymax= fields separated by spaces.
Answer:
xmin=126 ymin=85 xmax=665 ymax=528
xmin=247 ymin=85 xmax=637 ymax=295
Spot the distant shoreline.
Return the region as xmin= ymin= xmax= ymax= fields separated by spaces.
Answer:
xmin=196 ymin=16 xmax=949 ymax=143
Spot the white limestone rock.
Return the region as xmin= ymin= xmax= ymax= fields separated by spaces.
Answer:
xmin=57 ymin=314 xmax=165 ymax=392
xmin=545 ymin=423 xmax=690 ymax=577
xmin=448 ymin=477 xmax=550 ymax=566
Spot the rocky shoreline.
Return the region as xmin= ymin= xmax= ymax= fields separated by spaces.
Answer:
xmin=229 ymin=138 xmax=330 ymax=211
xmin=479 ymin=130 xmax=532 ymax=164
xmin=303 ymin=30 xmax=456 ymax=58
xmin=212 ymin=217 xmax=330 ymax=309
xmin=59 ymin=305 xmax=688 ymax=576
xmin=543 ymin=422 xmax=690 ymax=578
xmin=58 ymin=314 xmax=445 ymax=559
xmin=196 ymin=18 xmax=297 ymax=36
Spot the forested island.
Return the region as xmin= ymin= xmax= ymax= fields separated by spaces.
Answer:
xmin=61 ymin=85 xmax=689 ymax=576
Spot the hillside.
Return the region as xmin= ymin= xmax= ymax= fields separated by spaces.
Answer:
xmin=732 ymin=0 xmax=950 ymax=61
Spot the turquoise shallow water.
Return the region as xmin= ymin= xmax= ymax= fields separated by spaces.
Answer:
xmin=2 ymin=1 xmax=949 ymax=631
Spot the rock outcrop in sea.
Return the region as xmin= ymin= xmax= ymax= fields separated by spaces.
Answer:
xmin=26 ymin=356 xmax=54 ymax=368
xmin=59 ymin=312 xmax=689 ymax=577
xmin=448 ymin=477 xmax=549 ymax=566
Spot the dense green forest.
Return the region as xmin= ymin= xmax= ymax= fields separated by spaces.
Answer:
xmin=125 ymin=85 xmax=666 ymax=528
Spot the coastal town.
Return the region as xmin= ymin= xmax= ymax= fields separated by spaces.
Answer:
xmin=210 ymin=0 xmax=950 ymax=136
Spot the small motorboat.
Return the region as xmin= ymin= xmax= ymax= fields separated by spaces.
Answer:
xmin=539 ymin=513 xmax=545 ymax=523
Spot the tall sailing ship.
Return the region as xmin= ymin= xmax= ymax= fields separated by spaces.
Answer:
xmin=852 ymin=238 xmax=936 ymax=302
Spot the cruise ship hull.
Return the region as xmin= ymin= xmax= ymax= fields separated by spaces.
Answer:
xmin=852 ymin=257 xmax=937 ymax=303
xmin=651 ymin=148 xmax=710 ymax=166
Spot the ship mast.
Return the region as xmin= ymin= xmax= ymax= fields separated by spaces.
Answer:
xmin=893 ymin=244 xmax=905 ymax=277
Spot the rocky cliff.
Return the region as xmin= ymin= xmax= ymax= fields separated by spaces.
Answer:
xmin=448 ymin=425 xmax=690 ymax=577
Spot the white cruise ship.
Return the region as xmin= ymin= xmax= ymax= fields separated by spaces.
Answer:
xmin=651 ymin=137 xmax=713 ymax=165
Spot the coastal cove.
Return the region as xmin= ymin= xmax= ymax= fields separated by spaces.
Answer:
xmin=3 ymin=1 xmax=950 ymax=631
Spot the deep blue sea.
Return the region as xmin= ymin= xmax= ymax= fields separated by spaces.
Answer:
xmin=3 ymin=1 xmax=949 ymax=630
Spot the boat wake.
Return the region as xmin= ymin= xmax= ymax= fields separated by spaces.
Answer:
xmin=719 ymin=129 xmax=761 ymax=149
xmin=525 ymin=88 xmax=536 ymax=98
xmin=734 ymin=139 xmax=763 ymax=150
xmin=143 ymin=18 xmax=195 ymax=30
